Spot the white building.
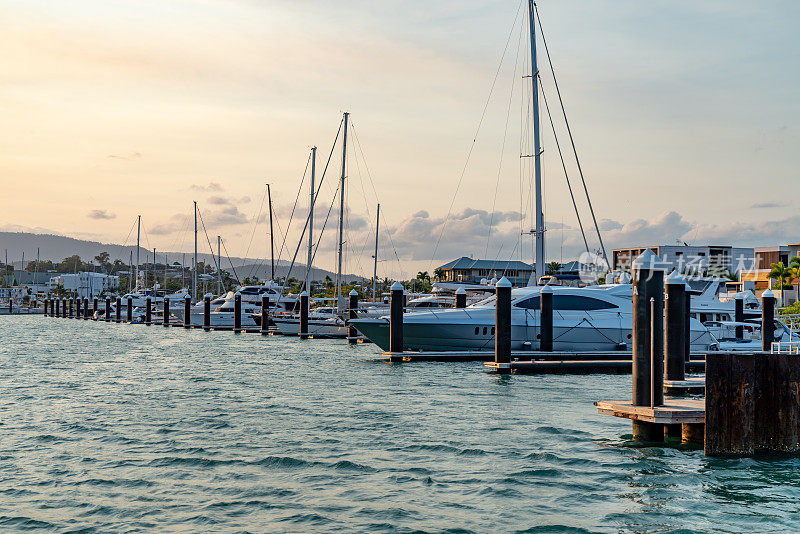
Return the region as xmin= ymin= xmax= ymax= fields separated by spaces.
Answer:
xmin=49 ymin=272 xmax=119 ymax=298
xmin=612 ymin=245 xmax=755 ymax=275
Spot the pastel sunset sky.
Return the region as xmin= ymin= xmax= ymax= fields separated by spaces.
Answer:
xmin=2 ymin=0 xmax=797 ymax=277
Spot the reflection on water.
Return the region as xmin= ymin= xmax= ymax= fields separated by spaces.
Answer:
xmin=1 ymin=315 xmax=799 ymax=532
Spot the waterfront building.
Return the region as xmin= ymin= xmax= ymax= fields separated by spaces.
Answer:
xmin=435 ymin=257 xmax=534 ymax=287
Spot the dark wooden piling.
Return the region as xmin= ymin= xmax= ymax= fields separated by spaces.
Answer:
xmin=260 ymin=295 xmax=269 ymax=335
xmin=54 ymin=298 xmax=60 ymax=318
xmin=83 ymin=298 xmax=89 ymax=320
xmin=145 ymin=297 xmax=152 ymax=325
xmin=234 ymin=292 xmax=242 ymax=333
xmin=540 ymin=284 xmax=553 ymax=352
xmin=665 ymin=271 xmax=686 ymax=382
xmin=684 ymin=286 xmax=692 ymax=360
xmin=115 ymin=297 xmax=121 ymax=323
xmin=163 ymin=297 xmax=170 ymax=326
xmin=734 ymin=294 xmax=744 ymax=339
xmin=705 ymin=351 xmax=800 ymax=456
xmin=105 ymin=297 xmax=111 ymax=322
xmin=494 ymin=277 xmax=512 ymax=374
xmin=762 ymin=289 xmax=775 ymax=351
xmin=92 ymin=298 xmax=98 ymax=320
xmin=455 ymin=286 xmax=467 ymax=308
xmin=203 ymin=295 xmax=211 ymax=331
xmin=348 ymin=289 xmax=359 ymax=343
xmin=184 ymin=296 xmax=191 ymax=328
xmin=126 ymin=297 xmax=133 ymax=323
xmin=388 ymin=282 xmax=404 ymax=359
xmin=631 ymin=250 xmax=666 ymax=441
xmin=299 ymin=291 xmax=309 ymax=339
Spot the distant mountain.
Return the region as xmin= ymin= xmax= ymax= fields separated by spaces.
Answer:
xmin=0 ymin=231 xmax=366 ymax=282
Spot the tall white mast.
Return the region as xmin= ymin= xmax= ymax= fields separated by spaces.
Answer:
xmin=136 ymin=215 xmax=141 ymax=288
xmin=217 ymin=235 xmax=222 ymax=295
xmin=193 ymin=201 xmax=198 ymax=302
xmin=528 ymin=0 xmax=544 ymax=285
xmin=372 ymin=204 xmax=380 ymax=302
xmin=307 ymin=146 xmax=316 ymax=293
xmin=336 ymin=112 xmax=349 ymax=308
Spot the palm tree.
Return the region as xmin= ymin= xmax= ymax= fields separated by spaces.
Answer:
xmin=790 ymin=257 xmax=800 ymax=304
xmin=768 ymin=261 xmax=794 ymax=306
xmin=546 ymin=261 xmax=562 ymax=276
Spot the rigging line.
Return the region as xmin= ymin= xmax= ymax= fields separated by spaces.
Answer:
xmin=534 ymin=3 xmax=608 ymax=267
xmin=274 ymin=151 xmax=312 ymax=270
xmin=349 ymin=124 xmax=403 ymax=273
xmin=274 ymin=117 xmax=344 ymax=299
xmin=347 ymin=139 xmax=373 ymax=265
xmin=304 ymin=181 xmax=341 ymax=292
xmin=220 ymin=238 xmax=241 ymax=285
xmin=195 ymin=208 xmax=223 ymax=283
xmin=485 ymin=19 xmax=524 ymax=258
xmin=538 ymin=77 xmax=590 ymax=256
xmin=119 ymin=217 xmax=137 ymax=248
xmin=244 ymin=185 xmax=269 ymax=279
xmin=428 ymin=0 xmax=524 ymax=274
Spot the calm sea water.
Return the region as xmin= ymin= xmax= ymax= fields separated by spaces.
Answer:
xmin=1 ymin=315 xmax=799 ymax=533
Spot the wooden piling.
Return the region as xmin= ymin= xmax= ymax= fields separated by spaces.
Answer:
xmin=163 ymin=297 xmax=170 ymax=326
xmin=83 ymin=298 xmax=89 ymax=320
xmin=54 ymin=298 xmax=60 ymax=318
xmin=494 ymin=277 xmax=512 ymax=374
xmin=184 ymin=296 xmax=191 ymax=328
xmin=115 ymin=297 xmax=121 ymax=323
xmin=299 ymin=291 xmax=309 ymax=339
xmin=684 ymin=285 xmax=692 ymax=361
xmin=762 ymin=289 xmax=775 ymax=351
xmin=105 ymin=297 xmax=111 ymax=322
xmin=260 ymin=295 xmax=269 ymax=335
xmin=540 ymin=283 xmax=553 ymax=352
xmin=126 ymin=297 xmax=133 ymax=323
xmin=234 ymin=292 xmax=242 ymax=333
xmin=734 ymin=293 xmax=744 ymax=339
xmin=92 ymin=297 xmax=98 ymax=320
xmin=388 ymin=282 xmax=404 ymax=359
xmin=348 ymin=289 xmax=358 ymax=343
xmin=631 ymin=250 xmax=665 ymax=441
xmin=145 ymin=297 xmax=152 ymax=325
xmin=455 ymin=286 xmax=467 ymax=308
xmin=664 ymin=271 xmax=686 ymax=382
xmin=203 ymin=295 xmax=211 ymax=331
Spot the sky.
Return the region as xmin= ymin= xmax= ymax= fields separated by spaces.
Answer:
xmin=1 ymin=0 xmax=798 ymax=278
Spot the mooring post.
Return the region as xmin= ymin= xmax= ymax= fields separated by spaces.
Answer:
xmin=92 ymin=297 xmax=98 ymax=320
xmin=260 ymin=294 xmax=269 ymax=335
xmin=75 ymin=297 xmax=80 ymax=319
xmin=348 ymin=289 xmax=359 ymax=343
xmin=734 ymin=293 xmax=744 ymax=339
xmin=665 ymin=271 xmax=686 ymax=382
xmin=126 ymin=297 xmax=133 ymax=323
xmin=631 ymin=249 xmax=665 ymax=441
xmin=299 ymin=291 xmax=309 ymax=339
xmin=163 ymin=297 xmax=170 ymax=327
xmin=762 ymin=289 xmax=775 ymax=351
xmin=44 ymin=298 xmax=49 ymax=316
xmin=105 ymin=297 xmax=111 ymax=322
xmin=233 ymin=292 xmax=242 ymax=333
xmin=203 ymin=295 xmax=211 ymax=331
xmin=145 ymin=297 xmax=152 ymax=325
xmin=82 ymin=297 xmax=88 ymax=319
xmin=115 ymin=297 xmax=121 ymax=323
xmin=455 ymin=286 xmax=467 ymax=308
xmin=53 ymin=298 xmax=59 ymax=318
xmin=494 ymin=276 xmax=512 ymax=374
xmin=184 ymin=295 xmax=191 ymax=328
xmin=388 ymin=282 xmax=404 ymax=359
xmin=540 ymin=283 xmax=553 ymax=352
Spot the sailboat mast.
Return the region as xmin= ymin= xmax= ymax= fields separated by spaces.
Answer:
xmin=164 ymin=253 xmax=168 ymax=290
xmin=528 ymin=0 xmax=545 ymax=284
xmin=337 ymin=112 xmax=349 ymax=305
xmin=136 ymin=215 xmax=141 ymax=288
xmin=129 ymin=251 xmax=133 ymax=292
xmin=307 ymin=147 xmax=316 ymax=293
xmin=153 ymin=248 xmax=156 ymax=289
xmin=193 ymin=201 xmax=198 ymax=302
xmin=267 ymin=184 xmax=275 ymax=281
xmin=372 ymin=204 xmax=380 ymax=302
xmin=217 ymin=235 xmax=222 ymax=295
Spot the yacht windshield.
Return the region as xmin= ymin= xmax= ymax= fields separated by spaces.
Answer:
xmin=473 ymin=295 xmax=497 ymax=307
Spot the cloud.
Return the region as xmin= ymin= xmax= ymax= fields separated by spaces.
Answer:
xmin=206 ymin=195 xmax=251 ymax=206
xmin=107 ymin=151 xmax=142 ymax=160
xmin=150 ymin=213 xmax=189 ymax=235
xmin=207 ymin=195 xmax=228 ymax=205
xmin=751 ymin=201 xmax=787 ymax=209
xmin=87 ymin=209 xmax=116 ymax=220
xmin=205 ymin=205 xmax=250 ymax=226
xmin=190 ymin=182 xmax=223 ymax=192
